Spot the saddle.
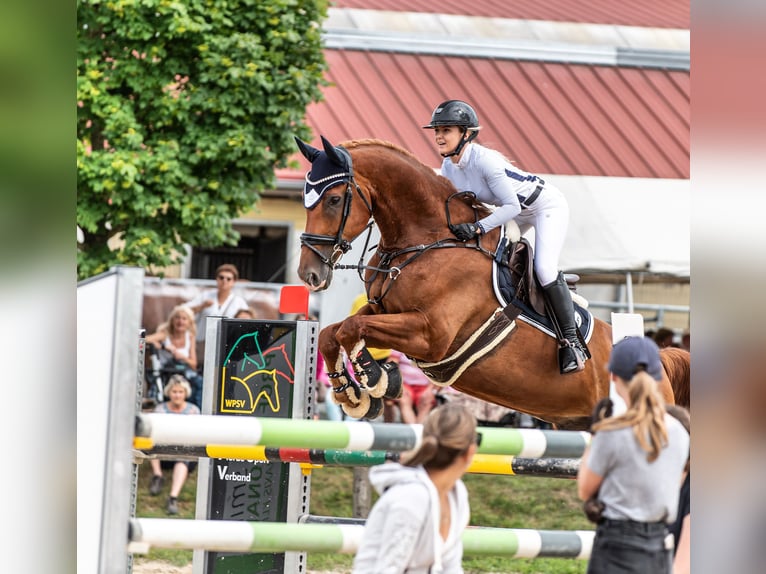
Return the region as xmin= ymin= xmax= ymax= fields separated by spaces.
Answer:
xmin=504 ymin=238 xmax=580 ymax=316
xmin=414 ymin=237 xmax=589 ymax=386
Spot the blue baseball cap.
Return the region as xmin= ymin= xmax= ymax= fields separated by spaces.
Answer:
xmin=609 ymin=336 xmax=663 ymax=381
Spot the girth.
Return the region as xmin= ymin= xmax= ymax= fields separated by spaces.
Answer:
xmin=414 ymin=304 xmax=522 ymax=386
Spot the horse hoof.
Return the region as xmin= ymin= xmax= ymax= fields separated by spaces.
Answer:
xmin=380 ymin=362 xmax=402 ymax=400
xmin=342 ymin=390 xmax=382 ymax=419
xmin=333 ymin=381 xmax=362 ymax=407
xmin=363 ymin=396 xmax=384 ymax=420
xmin=366 ymin=365 xmax=390 ymax=399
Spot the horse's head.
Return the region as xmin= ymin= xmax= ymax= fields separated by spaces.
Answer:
xmin=295 ymin=135 xmax=372 ymax=291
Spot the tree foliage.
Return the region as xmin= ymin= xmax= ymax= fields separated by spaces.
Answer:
xmin=77 ymin=0 xmax=328 ymax=279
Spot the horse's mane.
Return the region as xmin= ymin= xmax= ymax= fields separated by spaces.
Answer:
xmin=341 ymin=138 xmax=492 ymax=218
xmin=342 ymin=138 xmax=419 ymax=158
xmin=341 ymin=139 xmax=434 ymax=171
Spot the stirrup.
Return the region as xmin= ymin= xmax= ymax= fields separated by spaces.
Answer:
xmin=558 ymin=344 xmax=586 ymax=375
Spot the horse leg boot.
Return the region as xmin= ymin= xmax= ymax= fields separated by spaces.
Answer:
xmin=542 ymin=272 xmax=587 ymax=374
xmin=351 ymin=346 xmax=391 ymax=398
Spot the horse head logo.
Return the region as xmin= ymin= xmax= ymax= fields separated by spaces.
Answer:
xmin=294 ymin=135 xmax=353 ymax=208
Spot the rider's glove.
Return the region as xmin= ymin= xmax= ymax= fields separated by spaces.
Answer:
xmin=453 ymin=223 xmax=479 ymax=241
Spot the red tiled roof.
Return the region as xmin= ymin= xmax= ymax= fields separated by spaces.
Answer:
xmin=330 ymin=0 xmax=689 ymax=29
xmin=279 ymin=50 xmax=689 ymax=182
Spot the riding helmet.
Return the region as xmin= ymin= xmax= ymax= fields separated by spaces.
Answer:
xmin=422 ymin=100 xmax=481 ymax=131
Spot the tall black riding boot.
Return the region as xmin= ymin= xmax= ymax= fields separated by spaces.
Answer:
xmin=542 ymin=272 xmax=587 ymax=374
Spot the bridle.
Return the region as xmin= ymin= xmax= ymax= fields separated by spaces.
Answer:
xmin=299 ymin=177 xmax=373 ymax=269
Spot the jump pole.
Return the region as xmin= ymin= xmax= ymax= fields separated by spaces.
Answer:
xmin=141 ymin=445 xmax=580 ymax=478
xmin=136 ymin=413 xmax=591 ymax=458
xmin=129 ymin=518 xmax=594 ymax=560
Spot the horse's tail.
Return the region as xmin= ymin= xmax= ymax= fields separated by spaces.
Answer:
xmin=660 ymin=347 xmax=690 ymax=409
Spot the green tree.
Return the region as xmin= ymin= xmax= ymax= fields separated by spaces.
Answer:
xmin=77 ymin=0 xmax=328 ymax=279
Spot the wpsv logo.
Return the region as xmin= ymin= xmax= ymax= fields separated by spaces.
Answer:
xmin=219 ymin=329 xmax=295 ymax=415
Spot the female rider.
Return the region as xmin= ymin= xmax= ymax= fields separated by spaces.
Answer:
xmin=422 ymin=99 xmax=587 ymax=374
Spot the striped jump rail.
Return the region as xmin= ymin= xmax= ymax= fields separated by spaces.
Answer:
xmin=134 ymin=414 xmax=590 ymax=458
xmin=128 ymin=518 xmax=594 ymax=559
xmin=141 ymin=444 xmax=579 ymax=478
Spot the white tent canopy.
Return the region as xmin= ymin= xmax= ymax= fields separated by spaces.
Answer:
xmin=552 ymin=175 xmax=690 ymax=279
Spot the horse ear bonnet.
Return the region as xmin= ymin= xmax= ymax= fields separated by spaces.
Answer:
xmin=295 ymin=135 xmax=353 ymax=209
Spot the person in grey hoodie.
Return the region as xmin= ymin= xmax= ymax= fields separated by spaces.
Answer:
xmin=352 ymin=402 xmax=479 ymax=574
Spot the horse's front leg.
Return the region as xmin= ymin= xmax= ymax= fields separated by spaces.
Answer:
xmin=317 ymin=321 xmax=383 ymax=420
xmin=336 ymin=310 xmax=453 ymax=398
xmin=318 ymin=322 xmax=355 ymax=403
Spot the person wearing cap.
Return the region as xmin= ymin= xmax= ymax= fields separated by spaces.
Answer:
xmin=422 ymin=99 xmax=587 ymax=375
xmin=577 ymin=336 xmax=690 ymax=574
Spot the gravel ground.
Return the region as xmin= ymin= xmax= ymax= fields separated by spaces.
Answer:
xmin=131 ymin=560 xmax=342 ymax=574
xmin=131 ymin=561 xmax=191 ymax=574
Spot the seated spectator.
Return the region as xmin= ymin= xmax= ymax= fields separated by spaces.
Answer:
xmin=148 ymin=375 xmax=201 ymax=514
xmin=145 ymin=304 xmax=204 ymax=408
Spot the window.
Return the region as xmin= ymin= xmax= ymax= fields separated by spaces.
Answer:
xmin=190 ymin=225 xmax=288 ymax=282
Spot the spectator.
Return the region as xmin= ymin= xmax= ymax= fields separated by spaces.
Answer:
xmin=680 ymin=330 xmax=690 ymax=352
xmin=666 ymin=404 xmax=690 ymax=574
xmin=316 ymin=352 xmax=343 ymax=421
xmin=145 ymin=304 xmax=204 ymax=408
xmin=388 ymin=350 xmax=439 ymax=424
xmin=438 ymin=387 xmax=517 ymax=427
xmin=577 ymin=336 xmax=689 ymax=574
xmin=186 ymin=263 xmax=249 ymax=369
xmin=352 ymin=402 xmax=478 ymax=573
xmin=654 ymin=327 xmax=676 ymax=348
xmin=148 ymin=375 xmax=201 ymax=514
xmin=235 ymin=307 xmax=257 ymax=320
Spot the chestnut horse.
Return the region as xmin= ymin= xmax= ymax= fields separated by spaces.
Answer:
xmin=296 ymin=136 xmax=687 ymax=430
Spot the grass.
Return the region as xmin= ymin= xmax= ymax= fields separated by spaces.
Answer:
xmin=134 ymin=461 xmax=593 ymax=573
xmin=133 ymin=462 xmax=198 ymax=567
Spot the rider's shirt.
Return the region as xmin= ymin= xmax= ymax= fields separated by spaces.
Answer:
xmin=440 ymin=143 xmax=550 ymax=233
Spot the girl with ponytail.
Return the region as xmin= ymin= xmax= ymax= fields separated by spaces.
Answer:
xmin=577 ymin=336 xmax=690 ymax=574
xmin=352 ymin=402 xmax=479 ymax=573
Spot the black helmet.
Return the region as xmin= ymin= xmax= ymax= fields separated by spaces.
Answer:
xmin=422 ymin=100 xmax=481 ymax=131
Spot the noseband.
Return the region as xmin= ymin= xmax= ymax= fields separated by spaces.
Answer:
xmin=299 ymin=178 xmax=373 ymax=268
